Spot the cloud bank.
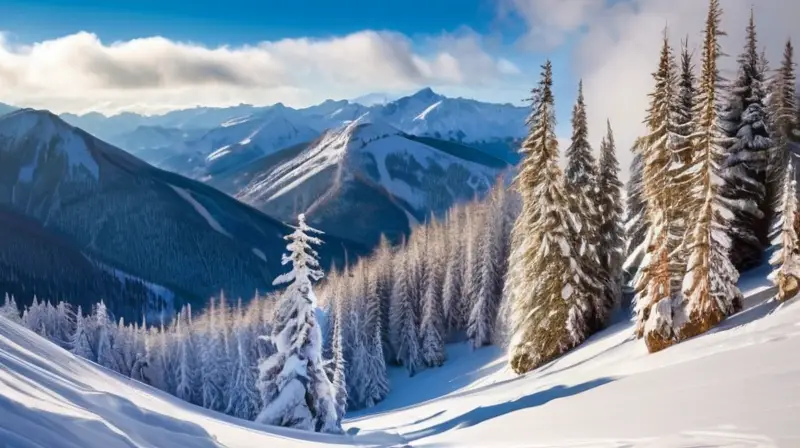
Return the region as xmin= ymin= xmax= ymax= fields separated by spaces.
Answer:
xmin=509 ymin=0 xmax=800 ymax=181
xmin=0 ymin=30 xmax=518 ymax=114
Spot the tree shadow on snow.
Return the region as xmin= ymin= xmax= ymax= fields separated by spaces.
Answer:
xmin=403 ymin=377 xmax=615 ymax=442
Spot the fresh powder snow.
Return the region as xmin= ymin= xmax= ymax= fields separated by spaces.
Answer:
xmin=1 ymin=264 xmax=798 ymax=447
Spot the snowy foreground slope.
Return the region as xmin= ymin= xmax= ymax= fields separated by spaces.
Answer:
xmin=2 ymin=269 xmax=800 ymax=447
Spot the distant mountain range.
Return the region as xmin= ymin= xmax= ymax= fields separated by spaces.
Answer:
xmin=206 ymin=115 xmax=511 ymax=247
xmin=0 ymin=109 xmax=363 ymax=319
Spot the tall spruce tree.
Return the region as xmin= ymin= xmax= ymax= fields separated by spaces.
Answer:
xmin=255 ymin=214 xmax=340 ymax=434
xmin=596 ymin=120 xmax=625 ymax=311
xmin=766 ymin=40 xmax=799 ymax=216
xmin=388 ymin=250 xmax=421 ymax=376
xmin=623 ymin=148 xmax=648 ymax=285
xmin=722 ymin=9 xmax=772 ymax=270
xmin=768 ymin=162 xmax=800 ymax=302
xmin=564 ymin=81 xmax=607 ymax=331
xmin=673 ymin=0 xmax=742 ymax=349
xmin=506 ymin=60 xmax=596 ymax=375
xmin=633 ymin=32 xmax=681 ymax=342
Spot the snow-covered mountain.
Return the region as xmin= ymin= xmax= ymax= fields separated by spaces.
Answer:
xmin=0 ymin=109 xmax=362 ymax=317
xmin=1 ymin=264 xmax=798 ymax=447
xmin=55 ymin=88 xmax=525 ymax=175
xmin=207 ymin=114 xmax=510 ymax=247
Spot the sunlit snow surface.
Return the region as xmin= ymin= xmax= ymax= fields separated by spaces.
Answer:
xmin=2 ymin=265 xmax=800 ymax=447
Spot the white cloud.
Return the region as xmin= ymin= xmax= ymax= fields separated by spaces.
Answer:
xmin=0 ymin=30 xmax=516 ymax=114
xmin=506 ymin=0 xmax=800 ymax=181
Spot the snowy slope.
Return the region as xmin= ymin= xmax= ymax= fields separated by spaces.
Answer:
xmin=0 ymin=315 xmax=404 ymax=448
xmin=2 ymin=257 xmax=799 ymax=447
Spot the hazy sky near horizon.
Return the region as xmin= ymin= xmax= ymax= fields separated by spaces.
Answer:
xmin=0 ymin=0 xmax=798 ymax=173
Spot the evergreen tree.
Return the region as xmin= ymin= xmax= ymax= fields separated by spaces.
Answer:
xmin=329 ymin=292 xmax=347 ymax=422
xmin=420 ymin=242 xmax=446 ymax=366
xmin=372 ymin=234 xmax=395 ymax=361
xmin=766 ymin=40 xmax=799 ymax=219
xmin=70 ymin=306 xmax=94 ymax=361
xmin=174 ymin=308 xmax=200 ymax=404
xmin=95 ymin=301 xmax=118 ymax=372
xmin=225 ymin=299 xmax=261 ymax=420
xmin=769 ymin=162 xmax=800 ymax=302
xmin=388 ymin=250 xmax=421 ymax=376
xmin=623 ymin=149 xmax=648 ymax=284
xmin=0 ymin=294 xmax=20 ymax=323
xmin=201 ymin=299 xmax=225 ymax=411
xmin=722 ymin=9 xmax=772 ymax=270
xmin=564 ymin=81 xmax=607 ymax=330
xmin=255 ymin=214 xmax=340 ymax=434
xmin=506 ymin=60 xmax=596 ymax=374
xmin=633 ymin=32 xmax=681 ymax=342
xmin=674 ymin=0 xmax=742 ymax=349
xmin=596 ymin=121 xmax=625 ymax=311
xmin=361 ymin=265 xmax=389 ymax=406
xmin=467 ymin=184 xmax=508 ymax=348
xmin=441 ymin=207 xmax=467 ymax=339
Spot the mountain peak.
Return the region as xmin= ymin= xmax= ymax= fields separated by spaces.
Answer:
xmin=411 ymin=87 xmax=439 ymax=99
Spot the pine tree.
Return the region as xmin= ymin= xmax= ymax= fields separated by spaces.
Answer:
xmin=419 ymin=242 xmax=446 ymax=366
xmin=506 ymin=60 xmax=595 ymax=374
xmin=95 ymin=301 xmax=118 ymax=372
xmin=329 ymin=292 xmax=347 ymax=422
xmin=174 ymin=308 xmax=200 ymax=404
xmin=623 ymin=149 xmax=648 ymax=284
xmin=71 ymin=306 xmax=94 ymax=361
xmin=373 ymin=234 xmax=395 ymax=362
xmin=225 ymin=299 xmax=261 ymax=420
xmin=201 ymin=299 xmax=226 ymax=411
xmin=674 ymin=0 xmax=742 ymax=348
xmin=766 ymin=40 xmax=799 ymax=220
xmin=564 ymin=81 xmax=608 ymax=330
xmin=388 ymin=250 xmax=421 ymax=376
xmin=441 ymin=207 xmax=467 ymax=339
xmin=0 ymin=294 xmax=20 ymax=323
xmin=360 ymin=265 xmax=389 ymax=406
xmin=596 ymin=121 xmax=625 ymax=312
xmin=255 ymin=214 xmax=340 ymax=434
xmin=633 ymin=32 xmax=682 ymax=342
xmin=667 ymin=38 xmax=699 ymax=299
xmin=722 ymin=9 xmax=772 ymax=270
xmin=769 ymin=162 xmax=800 ymax=302
xmin=467 ymin=184 xmax=508 ymax=348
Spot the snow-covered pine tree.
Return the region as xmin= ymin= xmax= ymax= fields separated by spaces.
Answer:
xmin=463 ymin=202 xmax=486 ymax=329
xmin=131 ymin=317 xmax=149 ymax=384
xmin=174 ymin=307 xmax=200 ymax=404
xmin=564 ymin=80 xmax=608 ymax=331
xmin=441 ymin=206 xmax=467 ymax=339
xmin=225 ymin=299 xmax=261 ymax=420
xmin=329 ymin=289 xmax=347 ymax=423
xmin=467 ymin=183 xmax=508 ymax=348
xmin=596 ymin=121 xmax=625 ymax=312
xmin=419 ymin=237 xmax=446 ymax=365
xmin=95 ymin=301 xmax=118 ymax=372
xmin=372 ymin=234 xmax=395 ymax=361
xmin=768 ymin=162 xmax=800 ymax=302
xmin=388 ymin=249 xmax=421 ymax=376
xmin=505 ymin=60 xmax=595 ymax=374
xmin=255 ymin=214 xmax=340 ymax=434
xmin=623 ymin=149 xmax=648 ymax=285
xmin=201 ymin=298 xmax=225 ymax=411
xmin=766 ymin=40 xmax=798 ymax=219
xmin=666 ymin=38 xmax=699 ymax=299
xmin=0 ymin=294 xmax=20 ymax=323
xmin=722 ymin=9 xmax=773 ymax=270
xmin=674 ymin=0 xmax=742 ymax=348
xmin=360 ymin=264 xmax=389 ymax=406
xmin=633 ymin=31 xmax=682 ymax=343
xmin=71 ymin=306 xmax=94 ymax=361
